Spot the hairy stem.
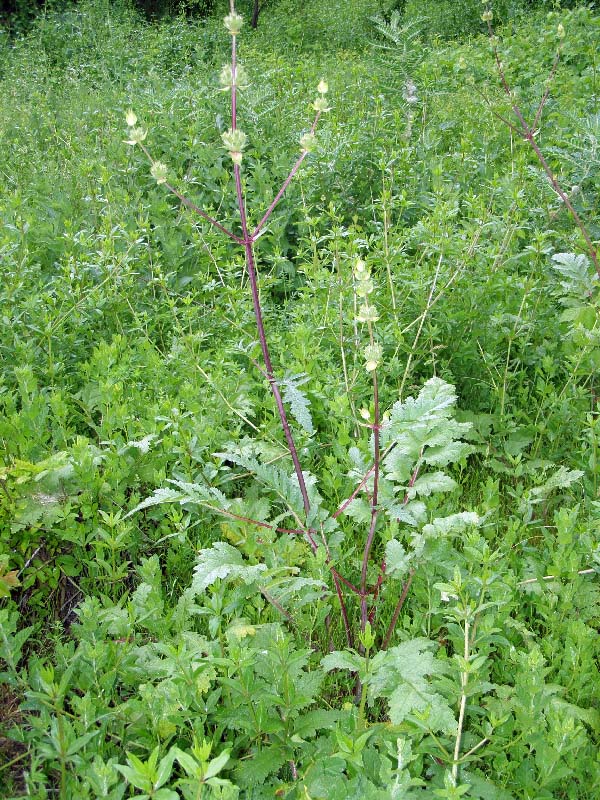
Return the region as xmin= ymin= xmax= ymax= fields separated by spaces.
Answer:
xmin=452 ymin=618 xmax=470 ymax=784
xmin=360 ymin=330 xmax=380 ymax=633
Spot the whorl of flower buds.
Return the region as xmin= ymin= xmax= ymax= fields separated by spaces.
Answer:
xmin=364 ymin=343 xmax=383 ymax=372
xmin=299 ymin=132 xmax=317 ymax=152
xmin=124 ymin=127 xmax=147 ymax=146
xmin=151 ymin=161 xmax=168 ymax=185
xmin=219 ymin=64 xmax=249 ymax=91
xmin=354 ymin=259 xmax=380 ymax=326
xmin=224 ymin=11 xmax=243 ymax=35
xmin=222 ymin=128 xmax=248 ymax=165
xmin=357 ymin=304 xmax=380 ymax=324
xmin=312 ymin=96 xmax=331 ymax=113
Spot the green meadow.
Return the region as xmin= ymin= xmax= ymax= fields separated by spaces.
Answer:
xmin=1 ymin=0 xmax=599 ymax=797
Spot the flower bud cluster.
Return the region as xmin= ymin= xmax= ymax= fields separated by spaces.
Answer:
xmin=151 ymin=161 xmax=168 ymax=185
xmin=354 ymin=260 xmax=379 ymax=325
xmin=222 ymin=128 xmax=248 ymax=165
xmin=219 ymin=63 xmax=249 ymax=91
xmin=124 ymin=109 xmax=147 ymax=146
xmin=312 ymin=79 xmax=331 ymax=113
xmin=299 ymin=132 xmax=317 ymax=152
xmin=223 ymin=11 xmax=243 ymax=35
xmin=364 ymin=343 xmax=383 ymax=372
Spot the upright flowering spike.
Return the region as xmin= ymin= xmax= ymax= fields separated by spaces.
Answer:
xmin=317 ymin=80 xmax=328 ymax=95
xmin=125 ymin=109 xmax=137 ymax=127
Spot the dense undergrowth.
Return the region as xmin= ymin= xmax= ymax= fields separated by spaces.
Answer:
xmin=1 ymin=0 xmax=600 ymax=797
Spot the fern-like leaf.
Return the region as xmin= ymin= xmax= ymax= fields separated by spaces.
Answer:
xmin=280 ymin=373 xmax=314 ymax=435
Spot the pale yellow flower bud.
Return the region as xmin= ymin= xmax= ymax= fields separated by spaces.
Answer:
xmin=151 ymin=161 xmax=168 ymax=185
xmin=299 ymin=132 xmax=317 ymax=152
xmin=125 ymin=109 xmax=137 ymax=127
xmin=312 ymin=96 xmax=331 ymax=113
xmin=124 ymin=127 xmax=147 ymax=146
xmin=357 ymin=304 xmax=379 ymax=324
xmin=317 ymin=80 xmax=328 ymax=95
xmin=224 ymin=11 xmax=243 ymax=34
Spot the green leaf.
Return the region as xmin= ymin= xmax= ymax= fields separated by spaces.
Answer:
xmin=191 ymin=542 xmax=267 ymax=593
xmin=155 ymin=749 xmax=175 ymax=790
xmin=235 ymin=745 xmax=287 ymax=786
xmin=204 ymin=749 xmax=230 ymax=779
xmin=385 ymin=539 xmax=412 ymax=577
xmin=321 ymin=650 xmax=365 ymax=674
xmin=125 ymin=487 xmax=185 ymax=517
xmin=403 ymin=472 xmax=456 ymax=499
xmin=368 ymin=639 xmax=456 ymax=734
xmin=172 ymin=748 xmax=201 ymax=778
xmin=551 ymin=252 xmax=596 ymax=297
xmin=343 ymin=497 xmax=372 ymax=524
xmin=293 ymin=709 xmax=345 ymax=739
xmin=153 ymin=790 xmax=180 ymax=800
xmin=281 ymin=373 xmax=314 ymax=435
xmin=422 ymin=512 xmax=480 ymax=538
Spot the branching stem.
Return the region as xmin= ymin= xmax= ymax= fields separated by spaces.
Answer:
xmin=486 ymin=20 xmax=599 ymax=277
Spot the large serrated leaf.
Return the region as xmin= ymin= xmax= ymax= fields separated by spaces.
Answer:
xmin=321 ymin=650 xmax=365 ymax=674
xmin=422 ymin=511 xmax=480 ymax=538
xmin=551 ymin=252 xmax=596 ymax=296
xmin=403 ymin=472 xmax=456 ymax=499
xmin=191 ymin=542 xmax=266 ymax=593
xmin=385 ymin=539 xmax=412 ymax=577
xmin=368 ymin=638 xmax=456 ymax=734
